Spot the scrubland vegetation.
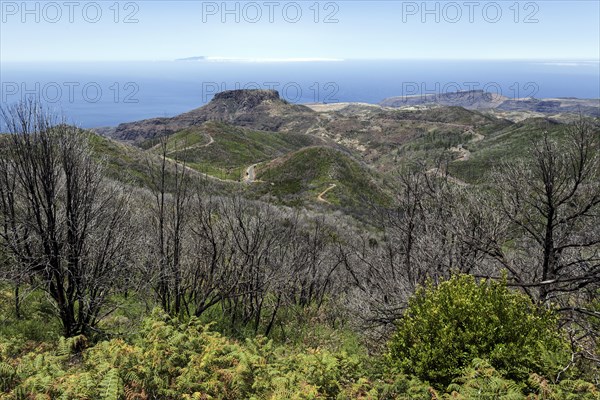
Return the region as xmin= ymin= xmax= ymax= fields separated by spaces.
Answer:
xmin=0 ymin=100 xmax=598 ymax=399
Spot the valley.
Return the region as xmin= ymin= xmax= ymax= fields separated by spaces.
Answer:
xmin=93 ymin=89 xmax=598 ymax=215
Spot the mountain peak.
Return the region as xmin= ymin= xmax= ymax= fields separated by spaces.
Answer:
xmin=111 ymin=89 xmax=315 ymax=142
xmin=210 ymin=89 xmax=283 ymax=109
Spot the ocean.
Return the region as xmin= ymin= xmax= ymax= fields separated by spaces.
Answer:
xmin=1 ymin=60 xmax=599 ymax=128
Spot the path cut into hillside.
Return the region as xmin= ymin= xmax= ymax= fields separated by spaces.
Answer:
xmin=449 ymin=130 xmax=485 ymax=162
xmin=165 ymin=133 xmax=215 ymax=156
xmin=148 ymin=130 xmax=215 ymax=153
xmin=164 ymin=156 xmax=232 ymax=183
xmin=245 ymin=164 xmax=257 ymax=183
xmin=317 ymin=184 xmax=337 ymax=204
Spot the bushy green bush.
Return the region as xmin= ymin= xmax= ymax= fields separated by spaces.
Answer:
xmin=388 ymin=274 xmax=571 ymax=388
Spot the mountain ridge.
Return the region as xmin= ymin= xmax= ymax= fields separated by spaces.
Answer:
xmin=101 ymin=89 xmax=599 ymax=143
xmin=93 ymin=89 xmax=598 ymax=200
xmin=380 ymin=89 xmax=600 ymax=118
xmin=109 ymin=89 xmax=317 ymax=142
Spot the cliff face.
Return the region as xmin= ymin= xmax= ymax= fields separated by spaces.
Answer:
xmin=380 ymin=90 xmax=508 ymax=109
xmin=380 ymin=90 xmax=600 ymax=117
xmin=497 ymin=98 xmax=600 ymax=116
xmin=110 ymin=89 xmax=317 ymax=142
xmin=211 ymin=89 xmax=281 ymax=107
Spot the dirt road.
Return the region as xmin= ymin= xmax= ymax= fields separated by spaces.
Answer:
xmin=245 ymin=164 xmax=256 ymax=183
xmin=317 ymin=184 xmax=337 ymax=204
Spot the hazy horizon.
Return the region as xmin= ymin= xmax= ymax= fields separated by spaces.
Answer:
xmin=2 ymin=1 xmax=599 ymax=62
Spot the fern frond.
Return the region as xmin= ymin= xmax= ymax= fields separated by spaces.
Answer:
xmin=99 ymin=368 xmax=123 ymax=400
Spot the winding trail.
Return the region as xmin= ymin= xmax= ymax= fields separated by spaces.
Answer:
xmin=425 ymin=131 xmax=486 ymax=186
xmin=149 ymin=133 xmax=240 ymax=183
xmin=244 ymin=164 xmax=256 ymax=183
xmin=164 ymin=156 xmax=230 ymax=183
xmin=449 ymin=144 xmax=471 ymax=161
xmin=317 ymin=184 xmax=337 ymax=204
xmin=166 ymin=133 xmax=214 ymax=155
xmin=448 ymin=130 xmax=484 ymax=162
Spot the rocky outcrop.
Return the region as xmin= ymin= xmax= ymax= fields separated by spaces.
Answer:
xmin=497 ymin=98 xmax=600 ymax=116
xmin=109 ymin=89 xmax=317 ymax=142
xmin=380 ymin=90 xmax=507 ymax=109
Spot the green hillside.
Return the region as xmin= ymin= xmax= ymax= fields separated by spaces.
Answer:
xmin=87 ymin=130 xmax=236 ymax=195
xmin=448 ymin=118 xmax=565 ymax=183
xmin=88 ymin=132 xmax=155 ymax=185
xmin=145 ymin=121 xmax=320 ymax=180
xmin=252 ymin=146 xmax=390 ymax=209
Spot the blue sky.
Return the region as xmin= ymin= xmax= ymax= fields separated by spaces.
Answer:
xmin=1 ymin=1 xmax=599 ymax=62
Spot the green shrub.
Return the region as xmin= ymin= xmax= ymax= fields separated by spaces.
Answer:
xmin=0 ymin=310 xmax=366 ymax=399
xmin=388 ymin=274 xmax=570 ymax=388
xmin=2 ymin=305 xmax=596 ymax=399
xmin=0 ymin=286 xmax=61 ymax=342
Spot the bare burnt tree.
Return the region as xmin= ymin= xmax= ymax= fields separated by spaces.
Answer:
xmin=339 ymin=120 xmax=599 ymax=357
xmin=186 ymin=196 xmax=258 ymax=319
xmin=221 ymin=197 xmax=290 ymax=333
xmin=343 ymin=162 xmax=502 ymax=333
xmin=341 ymin=165 xmax=450 ymax=329
xmin=482 ymin=119 xmax=600 ymax=368
xmin=186 ymin=196 xmax=344 ymax=336
xmin=185 ymin=196 xmax=281 ymax=332
xmin=0 ymin=141 xmax=24 ymax=319
xmin=0 ymin=101 xmax=132 ymax=337
xmin=147 ymin=136 xmax=191 ymax=316
xmin=489 ymin=119 xmax=600 ymax=303
xmin=286 ymin=215 xmax=341 ymax=309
